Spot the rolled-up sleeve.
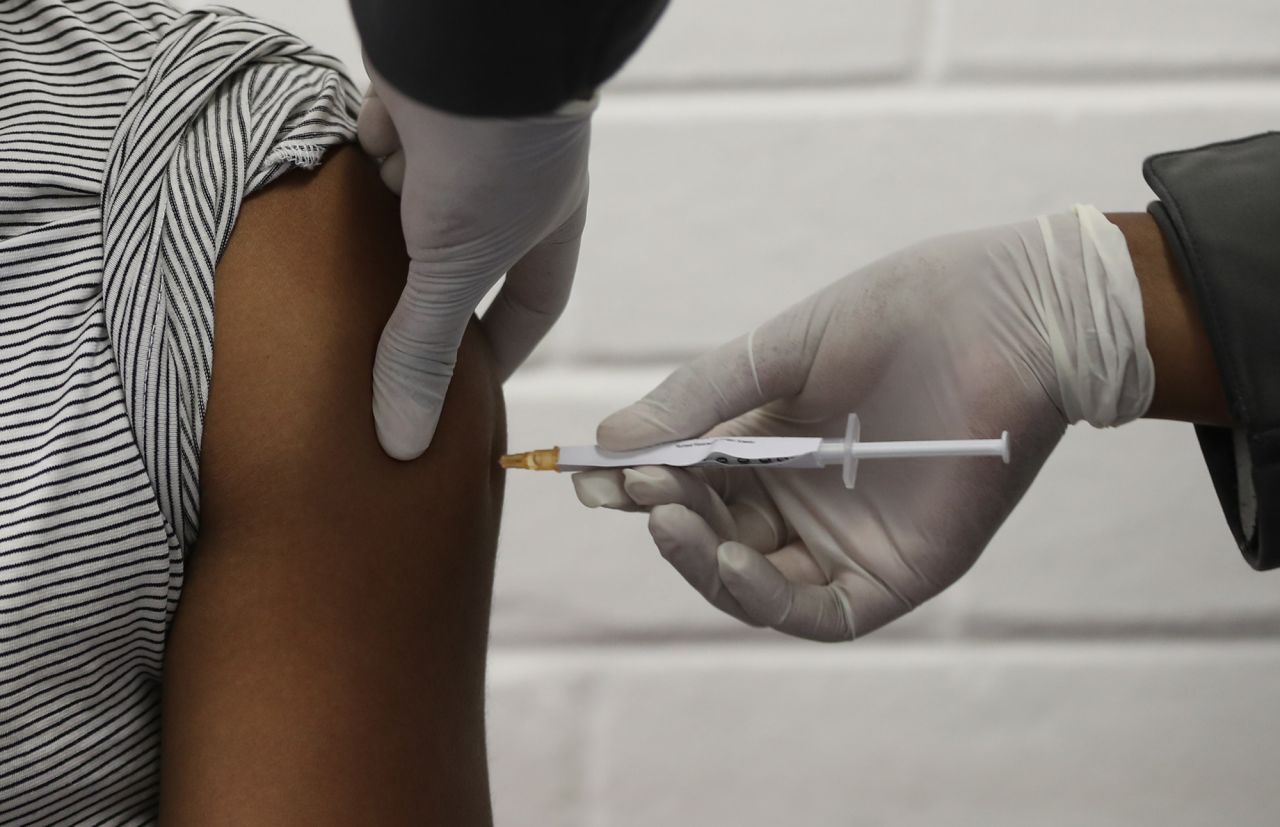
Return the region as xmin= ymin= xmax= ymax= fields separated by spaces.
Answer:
xmin=1144 ymin=132 xmax=1280 ymax=570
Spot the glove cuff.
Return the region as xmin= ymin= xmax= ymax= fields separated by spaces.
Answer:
xmin=1036 ymin=205 xmax=1155 ymax=428
xmin=554 ymin=93 xmax=600 ymax=118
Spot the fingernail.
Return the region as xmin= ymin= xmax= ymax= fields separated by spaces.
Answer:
xmin=621 ymin=466 xmax=664 ymax=486
xmin=717 ymin=542 xmax=751 ymax=571
xmin=647 ymin=502 xmax=683 ymax=535
xmin=573 ymin=475 xmax=626 ymax=509
xmin=623 ymin=467 xmax=677 ymax=507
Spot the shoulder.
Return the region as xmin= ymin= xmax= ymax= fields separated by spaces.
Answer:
xmin=200 ymin=144 xmax=505 ymax=546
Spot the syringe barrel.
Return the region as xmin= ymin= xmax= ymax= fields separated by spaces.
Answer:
xmin=816 ymin=435 xmax=1009 ymax=464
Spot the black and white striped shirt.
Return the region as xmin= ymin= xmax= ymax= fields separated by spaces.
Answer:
xmin=0 ymin=1 xmax=358 ymax=820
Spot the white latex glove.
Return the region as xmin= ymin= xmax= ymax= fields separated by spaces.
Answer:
xmin=573 ymin=206 xmax=1154 ymax=641
xmin=358 ymin=60 xmax=593 ymax=459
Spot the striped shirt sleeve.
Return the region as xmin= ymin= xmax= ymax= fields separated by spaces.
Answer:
xmin=0 ymin=2 xmax=359 ymax=821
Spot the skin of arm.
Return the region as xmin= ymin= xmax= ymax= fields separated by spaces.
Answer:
xmin=1108 ymin=212 xmax=1231 ymax=426
xmin=157 ymin=146 xmax=503 ymax=825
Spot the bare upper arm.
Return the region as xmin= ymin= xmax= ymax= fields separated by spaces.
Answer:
xmin=158 ymin=145 xmax=504 ymax=825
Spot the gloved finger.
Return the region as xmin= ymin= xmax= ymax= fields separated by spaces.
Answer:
xmin=649 ymin=504 xmax=757 ymax=626
xmin=705 ymin=465 xmax=790 ymax=551
xmin=763 ymin=541 xmax=828 ymax=585
xmin=377 ymin=149 xmax=405 ymax=195
xmin=372 ymin=273 xmax=481 ymax=460
xmin=717 ymin=541 xmax=855 ymax=642
xmin=572 ymin=465 xmax=735 ymax=525
xmin=619 ymin=464 xmax=789 ymax=553
xmin=727 ymin=498 xmax=788 ymax=555
xmin=620 ymin=466 xmax=736 ymax=540
xmin=595 ymin=304 xmax=818 ymax=451
xmin=356 ymin=89 xmax=401 ymax=159
xmin=572 ymin=469 xmax=641 ymax=511
xmin=480 ymin=199 xmax=587 ymax=382
xmin=575 ymin=465 xmax=785 ymax=552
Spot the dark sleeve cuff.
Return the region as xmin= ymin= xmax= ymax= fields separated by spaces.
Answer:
xmin=1143 ymin=132 xmax=1280 ymax=569
xmin=350 ymin=0 xmax=669 ymax=117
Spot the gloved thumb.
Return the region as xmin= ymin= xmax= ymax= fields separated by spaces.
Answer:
xmin=372 ymin=275 xmax=476 ymax=460
xmin=356 ymin=88 xmax=406 ymax=194
xmin=597 ymin=321 xmax=812 ymax=451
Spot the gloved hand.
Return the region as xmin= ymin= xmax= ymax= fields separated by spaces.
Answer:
xmin=358 ymin=61 xmax=594 ymax=459
xmin=573 ymin=206 xmax=1154 ymax=641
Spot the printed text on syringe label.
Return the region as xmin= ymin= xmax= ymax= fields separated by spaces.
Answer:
xmin=704 ymin=452 xmax=822 ymax=467
xmin=557 ymin=436 xmax=825 ymax=470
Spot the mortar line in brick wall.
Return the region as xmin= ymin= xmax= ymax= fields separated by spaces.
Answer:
xmin=565 ymin=672 xmax=595 ymax=827
xmin=602 ymin=68 xmax=1280 ymax=98
xmin=504 ymin=365 xmax=677 ymax=397
xmin=487 ymin=621 xmax=1280 ymax=649
xmin=595 ymin=82 xmax=1280 ymax=119
xmin=580 ymin=670 xmax=612 ymax=827
xmin=609 ymin=73 xmax=910 ymax=96
xmin=559 ymin=351 xmax=707 ymax=370
xmin=601 ymin=65 xmax=1280 ymax=99
xmin=917 ymin=0 xmax=951 ymax=85
xmin=487 ymin=640 xmax=1280 ymax=670
xmin=949 ymin=61 xmax=1280 ymax=85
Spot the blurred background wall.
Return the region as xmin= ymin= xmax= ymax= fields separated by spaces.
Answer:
xmin=198 ymin=1 xmax=1280 ymax=823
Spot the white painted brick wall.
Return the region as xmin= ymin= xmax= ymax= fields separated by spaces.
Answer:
xmin=570 ymin=89 xmax=1280 ymax=357
xmin=492 ymin=645 xmax=1280 ymax=826
xmin=614 ymin=1 xmax=928 ymax=88
xmin=208 ymin=1 xmax=1280 ymax=823
xmin=946 ymin=0 xmax=1280 ymax=78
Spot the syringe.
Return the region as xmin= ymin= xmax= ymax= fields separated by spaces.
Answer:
xmin=500 ymin=414 xmax=1010 ymax=489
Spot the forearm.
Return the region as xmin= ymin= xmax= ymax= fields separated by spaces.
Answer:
xmin=1106 ymin=212 xmax=1230 ymax=426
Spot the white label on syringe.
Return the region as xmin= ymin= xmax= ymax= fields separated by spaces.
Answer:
xmin=557 ymin=436 xmax=825 ymax=471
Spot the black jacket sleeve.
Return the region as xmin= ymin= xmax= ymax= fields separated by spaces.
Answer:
xmin=1143 ymin=132 xmax=1280 ymax=570
xmin=350 ymin=0 xmax=670 ymax=117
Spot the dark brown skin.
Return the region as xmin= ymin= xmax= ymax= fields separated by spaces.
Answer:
xmin=158 ymin=145 xmax=503 ymax=826
xmin=1108 ymin=212 xmax=1231 ymax=427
